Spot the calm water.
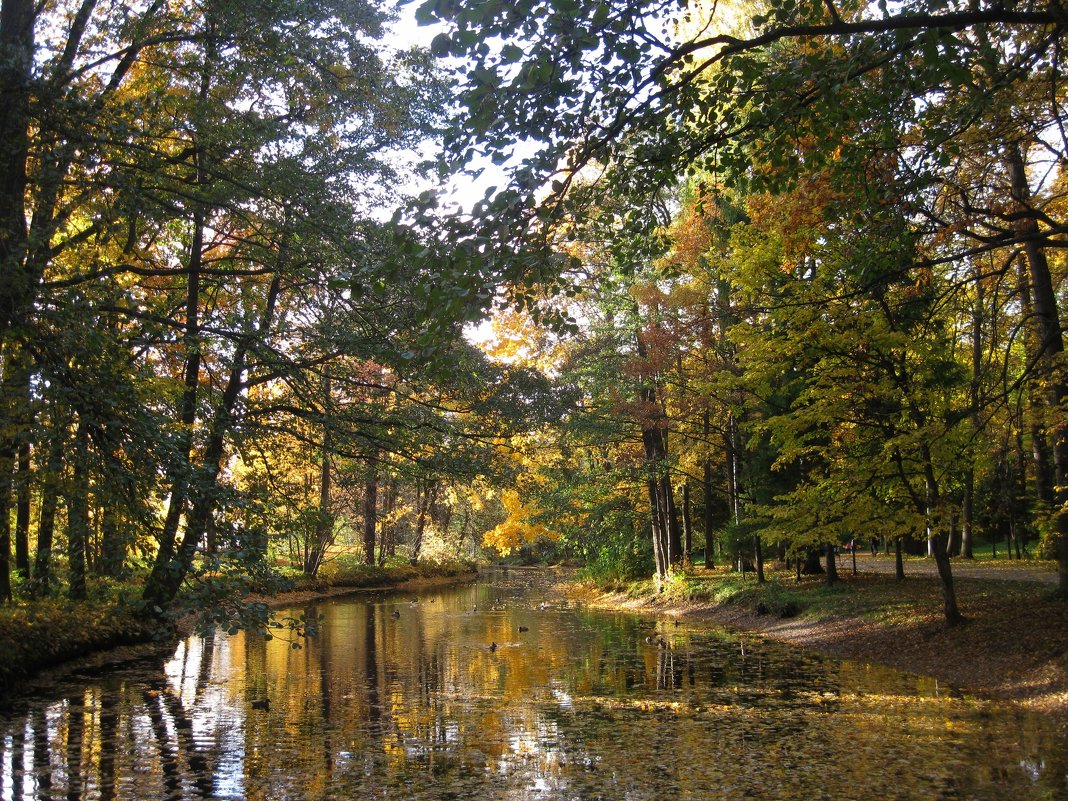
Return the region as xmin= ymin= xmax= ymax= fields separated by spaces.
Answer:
xmin=1 ymin=568 xmax=1066 ymax=800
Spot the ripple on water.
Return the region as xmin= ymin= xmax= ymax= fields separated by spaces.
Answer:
xmin=1 ymin=567 xmax=1065 ymax=801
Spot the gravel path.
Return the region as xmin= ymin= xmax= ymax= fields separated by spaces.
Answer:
xmin=842 ymin=551 xmax=1057 ymax=584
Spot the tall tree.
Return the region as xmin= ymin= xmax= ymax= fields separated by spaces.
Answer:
xmin=420 ymin=0 xmax=1068 ymax=597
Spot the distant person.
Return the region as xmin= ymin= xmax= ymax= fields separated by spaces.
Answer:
xmin=870 ymin=538 xmax=878 ymax=556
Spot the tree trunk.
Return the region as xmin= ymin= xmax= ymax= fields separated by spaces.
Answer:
xmin=0 ymin=0 xmax=35 ymax=334
xmin=635 ymin=330 xmax=678 ymax=573
xmin=647 ymin=478 xmax=667 ymax=581
xmin=14 ymin=436 xmax=29 ymax=577
xmin=801 ymin=549 xmax=823 ymax=575
xmin=99 ymin=505 xmax=126 ymax=578
xmin=931 ymin=530 xmax=964 ymax=625
xmin=363 ymin=456 xmax=378 ymax=566
xmin=754 ymin=534 xmax=765 ymax=584
xmin=1014 ymin=254 xmax=1055 ymax=508
xmin=660 ymin=473 xmax=682 ymax=565
xmin=0 ymin=423 xmax=11 ymax=601
xmin=639 ymin=412 xmax=679 ymax=570
xmin=640 ymin=421 xmax=672 ymax=580
xmin=681 ymin=481 xmax=692 ymax=567
xmin=702 ymin=423 xmax=715 ymax=569
xmin=1006 ymin=142 xmax=1068 ymax=597
xmin=0 ymin=343 xmax=29 ymax=600
xmin=309 ymin=454 xmax=332 ymax=576
xmin=726 ymin=413 xmax=740 ymax=525
xmin=961 ymin=267 xmax=984 ymax=560
xmin=961 ymin=468 xmax=975 ymax=559
xmin=145 ymin=15 xmax=221 ymax=600
xmin=67 ymin=420 xmax=90 ymax=600
xmin=922 ymin=450 xmax=962 ymax=625
xmin=409 ymin=479 xmax=437 ymax=566
xmin=308 ymin=372 xmax=333 ymax=577
xmin=152 ymin=204 xmax=206 ymax=582
xmin=165 ymin=371 xmax=245 ymax=599
xmin=895 ymin=538 xmax=905 ymax=580
xmin=31 ymin=425 xmax=63 ymax=596
xmin=380 ymin=477 xmax=397 ymax=563
xmin=432 ymin=494 xmax=452 ymax=541
xmin=143 ymin=268 xmax=281 ymax=608
xmin=946 ymin=510 xmax=961 ymax=557
xmin=824 ymin=542 xmax=838 ymax=586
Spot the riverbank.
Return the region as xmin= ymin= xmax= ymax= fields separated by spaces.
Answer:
xmin=567 ymin=565 xmax=1068 ymax=716
xmin=244 ymin=568 xmax=479 ymax=611
xmin=0 ymin=561 xmax=476 ymax=702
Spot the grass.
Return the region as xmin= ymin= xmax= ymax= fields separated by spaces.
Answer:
xmin=584 ymin=558 xmax=1059 ymax=628
xmin=592 ymin=567 xmax=822 ymax=619
xmin=962 ymin=540 xmax=1047 ymax=561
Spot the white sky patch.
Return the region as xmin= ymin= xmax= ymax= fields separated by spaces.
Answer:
xmin=381 ymin=1 xmax=527 ymax=215
xmin=385 ymin=0 xmax=441 ymax=49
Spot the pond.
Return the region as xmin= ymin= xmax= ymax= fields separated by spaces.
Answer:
xmin=1 ymin=567 xmax=1065 ymax=800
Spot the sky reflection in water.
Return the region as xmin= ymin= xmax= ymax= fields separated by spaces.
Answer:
xmin=1 ymin=567 xmax=1066 ymax=800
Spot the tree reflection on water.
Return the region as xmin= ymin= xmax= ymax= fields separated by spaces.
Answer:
xmin=1 ymin=568 xmax=1065 ymax=800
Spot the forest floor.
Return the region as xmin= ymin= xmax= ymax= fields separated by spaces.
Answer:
xmin=566 ymin=558 xmax=1068 ymax=719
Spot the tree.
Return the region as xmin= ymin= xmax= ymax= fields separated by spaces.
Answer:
xmin=420 ymin=0 xmax=1068 ymax=597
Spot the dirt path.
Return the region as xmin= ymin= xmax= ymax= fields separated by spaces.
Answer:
xmin=841 ymin=552 xmax=1057 ymax=583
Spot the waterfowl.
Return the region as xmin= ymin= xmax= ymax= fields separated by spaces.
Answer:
xmin=391 ymin=610 xmax=401 ymax=619
xmin=489 ymin=642 xmax=497 ymax=652
xmin=251 ymin=698 xmax=270 ymax=711
xmin=518 ymin=626 xmax=529 ymax=633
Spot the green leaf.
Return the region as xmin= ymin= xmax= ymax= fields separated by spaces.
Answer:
xmin=430 ymin=32 xmax=452 ymax=57
xmin=414 ymin=0 xmax=438 ymax=25
xmin=501 ymin=43 xmax=524 ymax=63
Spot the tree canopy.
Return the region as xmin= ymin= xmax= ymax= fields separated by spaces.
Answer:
xmin=411 ymin=0 xmax=1068 ymax=617
xmin=1 ymin=0 xmax=1067 ymax=630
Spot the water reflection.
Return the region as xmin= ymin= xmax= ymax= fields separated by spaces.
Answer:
xmin=2 ymin=568 xmax=1066 ymax=800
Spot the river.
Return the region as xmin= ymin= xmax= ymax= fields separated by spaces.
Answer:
xmin=1 ymin=567 xmax=1065 ymax=800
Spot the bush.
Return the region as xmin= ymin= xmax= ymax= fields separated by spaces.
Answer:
xmin=579 ymin=519 xmax=654 ymax=584
xmin=314 ymin=556 xmax=476 ymax=589
xmin=719 ymin=519 xmax=765 ymax=566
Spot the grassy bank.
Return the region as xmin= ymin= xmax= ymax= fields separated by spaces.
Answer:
xmin=0 ymin=600 xmax=159 ymax=697
xmin=0 ymin=559 xmax=476 ymax=699
xmin=293 ymin=558 xmax=475 ymax=593
xmin=571 ymin=565 xmax=1068 ymax=714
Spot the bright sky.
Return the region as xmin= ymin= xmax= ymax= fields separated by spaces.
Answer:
xmin=384 ymin=0 xmax=545 ymax=217
xmin=386 ymin=0 xmax=439 ymax=48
